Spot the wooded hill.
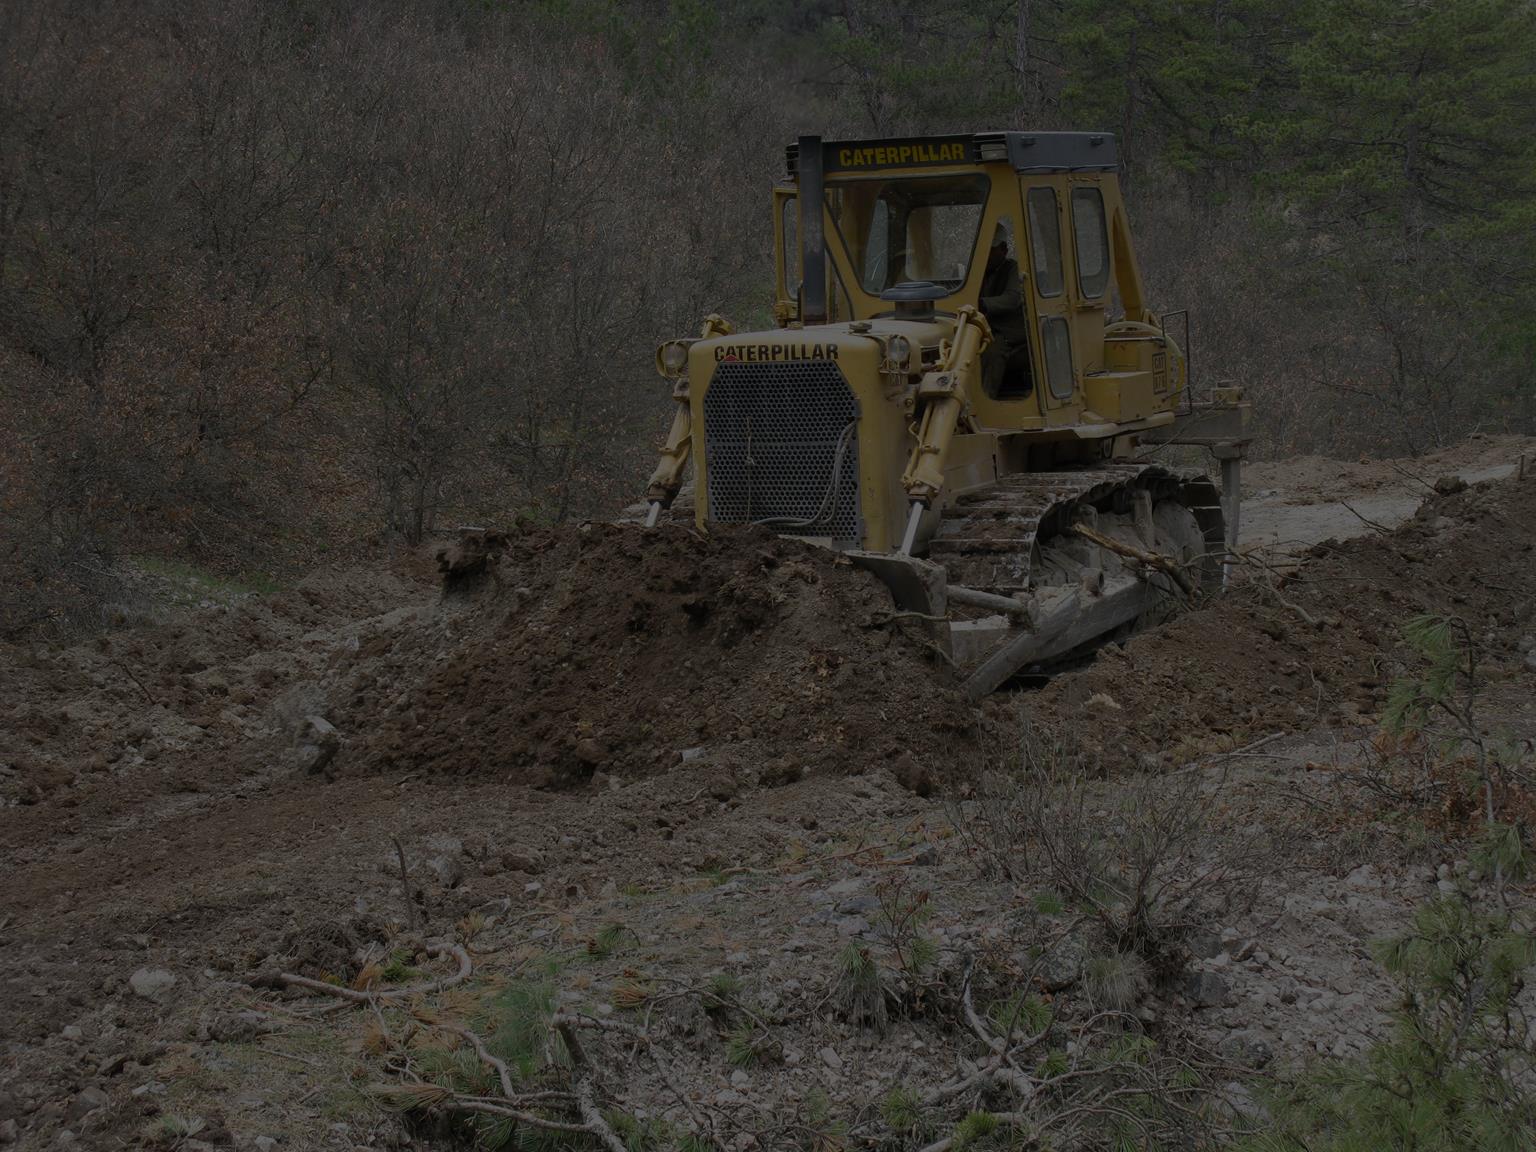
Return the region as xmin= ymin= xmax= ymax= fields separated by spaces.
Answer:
xmin=3 ymin=0 xmax=1533 ymax=634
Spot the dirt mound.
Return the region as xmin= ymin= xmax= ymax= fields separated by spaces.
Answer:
xmin=337 ymin=523 xmax=973 ymax=787
xmin=1025 ymin=471 xmax=1536 ymax=768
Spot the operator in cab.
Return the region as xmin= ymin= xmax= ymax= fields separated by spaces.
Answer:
xmin=979 ymin=223 xmax=1033 ymax=399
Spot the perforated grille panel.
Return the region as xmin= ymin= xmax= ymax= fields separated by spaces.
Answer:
xmin=702 ymin=361 xmax=862 ymax=543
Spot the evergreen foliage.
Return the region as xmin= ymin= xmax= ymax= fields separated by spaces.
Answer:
xmin=1239 ymin=895 xmax=1536 ymax=1151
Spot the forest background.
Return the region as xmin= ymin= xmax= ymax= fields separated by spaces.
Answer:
xmin=3 ymin=0 xmax=1533 ymax=634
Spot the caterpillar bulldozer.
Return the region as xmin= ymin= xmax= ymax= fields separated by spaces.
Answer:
xmin=638 ymin=132 xmax=1251 ymax=696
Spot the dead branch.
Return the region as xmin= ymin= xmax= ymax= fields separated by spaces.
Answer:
xmin=915 ymin=1111 xmax=1038 ymax=1152
xmin=257 ymin=942 xmax=471 ymax=1003
xmin=393 ymin=836 xmax=421 ymax=933
xmin=552 ymin=1016 xmax=629 ymax=1152
xmin=442 ymin=1025 xmax=516 ymax=1098
xmin=1070 ymin=523 xmax=1195 ymax=596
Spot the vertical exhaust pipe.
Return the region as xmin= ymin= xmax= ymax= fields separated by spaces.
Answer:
xmin=797 ymin=134 xmax=828 ymax=325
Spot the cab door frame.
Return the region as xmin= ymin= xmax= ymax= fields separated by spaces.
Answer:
xmin=1019 ymin=176 xmax=1083 ymax=426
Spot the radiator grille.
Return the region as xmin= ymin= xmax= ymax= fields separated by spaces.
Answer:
xmin=701 ymin=360 xmax=862 ymax=543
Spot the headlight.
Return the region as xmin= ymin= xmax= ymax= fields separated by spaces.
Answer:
xmin=656 ymin=340 xmax=691 ymax=378
xmin=885 ymin=335 xmax=912 ymax=370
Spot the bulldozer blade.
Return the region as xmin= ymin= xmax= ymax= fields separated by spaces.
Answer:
xmin=960 ymin=574 xmax=1156 ymax=700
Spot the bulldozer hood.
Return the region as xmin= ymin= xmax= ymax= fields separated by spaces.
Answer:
xmin=691 ymin=317 xmax=952 ymax=372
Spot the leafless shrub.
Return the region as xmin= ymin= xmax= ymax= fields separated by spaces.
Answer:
xmin=951 ymin=722 xmax=1262 ymax=967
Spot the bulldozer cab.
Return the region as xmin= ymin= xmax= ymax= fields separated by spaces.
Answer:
xmin=773 ymin=133 xmax=1158 ymax=423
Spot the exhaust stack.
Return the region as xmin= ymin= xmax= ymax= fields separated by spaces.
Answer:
xmin=797 ymin=134 xmax=828 ymax=325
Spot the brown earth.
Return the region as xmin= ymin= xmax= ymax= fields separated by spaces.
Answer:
xmin=335 ymin=523 xmax=972 ymax=788
xmin=1026 ymin=471 xmax=1536 ymax=770
xmin=1 ymin=449 xmax=1533 ymax=1151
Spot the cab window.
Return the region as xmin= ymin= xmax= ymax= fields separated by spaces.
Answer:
xmin=1026 ymin=187 xmax=1063 ymax=298
xmin=781 ymin=194 xmax=798 ymax=294
xmin=825 ymin=174 xmax=991 ymax=296
xmin=1042 ymin=316 xmax=1073 ymax=399
xmin=1071 ymin=187 xmax=1109 ymax=298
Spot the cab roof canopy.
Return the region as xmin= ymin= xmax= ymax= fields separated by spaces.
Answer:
xmin=786 ymin=131 xmax=1118 ymax=177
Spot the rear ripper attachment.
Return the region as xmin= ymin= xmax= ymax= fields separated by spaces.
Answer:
xmin=635 ymin=130 xmax=1251 ymax=693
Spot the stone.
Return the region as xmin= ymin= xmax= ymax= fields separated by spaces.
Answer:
xmin=254 ymin=1139 xmax=277 ymax=1152
xmin=1036 ymin=936 xmax=1086 ymax=992
xmin=297 ymin=716 xmax=340 ymax=775
xmin=428 ymin=855 xmax=463 ymax=889
xmin=129 ymin=968 xmax=177 ymax=1003
xmin=729 ymin=1070 xmax=749 ymax=1088
xmin=888 ymin=752 xmax=934 ymax=797
xmin=574 ymin=738 xmax=606 ymax=766
xmin=1218 ymin=1029 xmax=1273 ymax=1069
xmin=60 ymin=1025 xmax=82 ymax=1041
xmin=1186 ymin=971 xmax=1231 ymax=1008
xmin=500 ymin=848 xmax=544 ymax=874
xmin=1345 ymin=864 xmax=1379 ymax=890
xmin=818 ymin=1046 xmax=843 ymax=1071
xmin=680 ymin=747 xmax=705 ymax=763
xmin=67 ymin=1087 xmax=108 ymax=1121
xmin=0 ymin=1120 xmax=16 ymax=1145
xmin=1186 ymin=931 xmax=1223 ymax=960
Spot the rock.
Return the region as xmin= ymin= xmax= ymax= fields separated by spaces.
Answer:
xmin=707 ymin=774 xmax=739 ymax=802
xmin=835 ymin=895 xmax=877 ymax=915
xmin=835 ymin=916 xmax=870 ymax=937
xmin=428 ymin=855 xmax=463 ymax=889
xmin=1220 ymin=1080 xmax=1267 ymax=1124
xmin=892 ymin=844 xmax=938 ymax=867
xmin=67 ymin=1087 xmax=108 ymax=1122
xmin=1186 ymin=971 xmax=1231 ymax=1008
xmin=888 ymin=752 xmax=934 ymax=797
xmin=0 ymin=1120 xmax=16 ymax=1145
xmin=1345 ymin=863 xmax=1379 ymax=889
xmin=1432 ymin=474 xmax=1467 ymax=496
xmin=758 ymin=757 xmax=803 ymax=787
xmin=1218 ymin=1029 xmax=1273 ymax=1069
xmin=729 ymin=1070 xmax=749 ymax=1088
xmin=1186 ymin=931 xmax=1223 ymax=960
xmin=1525 ymin=650 xmax=1536 ymax=674
xmin=1036 ymin=935 xmax=1086 ymax=992
xmin=679 ymin=747 xmax=705 ymax=763
xmin=524 ymin=881 xmax=543 ymax=896
xmin=818 ymin=1046 xmax=843 ymax=1071
xmin=574 ymin=738 xmax=607 ymax=766
xmin=1085 ymin=692 xmax=1121 ymax=711
xmin=296 ymin=716 xmax=340 ymax=775
xmin=129 ymin=968 xmax=177 ymax=1003
xmin=60 ymin=1025 xmax=82 ymax=1041
xmin=254 ymin=1139 xmax=277 ymax=1152
xmin=500 ymin=848 xmax=544 ymax=874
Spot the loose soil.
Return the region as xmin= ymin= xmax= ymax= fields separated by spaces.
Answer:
xmin=2 ymin=438 xmax=1533 ymax=1151
xmin=337 ymin=524 xmax=971 ymax=788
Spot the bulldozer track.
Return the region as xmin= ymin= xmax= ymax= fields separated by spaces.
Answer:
xmin=927 ymin=463 xmax=1225 ymax=594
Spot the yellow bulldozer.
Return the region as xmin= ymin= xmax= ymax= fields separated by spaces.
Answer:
xmin=639 ymin=132 xmax=1250 ymax=696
